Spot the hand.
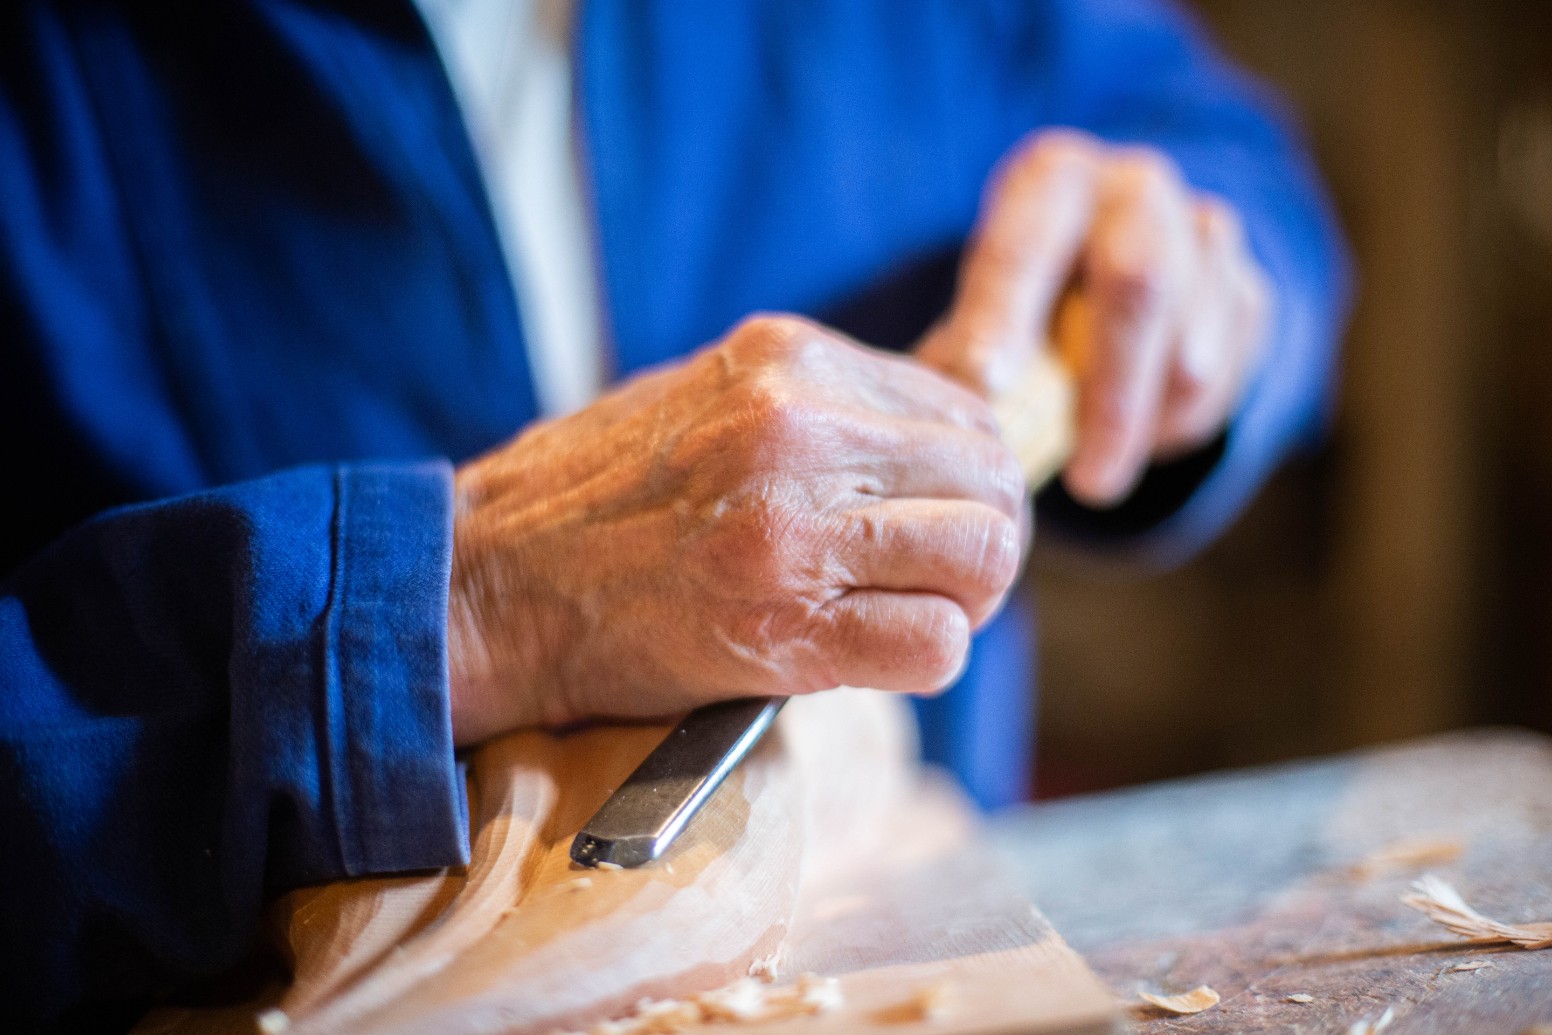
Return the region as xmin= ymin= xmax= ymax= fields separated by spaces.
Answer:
xmin=917 ymin=129 xmax=1272 ymax=506
xmin=447 ymin=315 xmax=1026 ymax=744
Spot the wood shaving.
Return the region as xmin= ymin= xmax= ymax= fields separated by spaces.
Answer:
xmin=1286 ymin=993 xmax=1314 ymax=1003
xmin=746 ymin=954 xmax=780 ymax=983
xmin=1137 ymin=985 xmax=1220 ymax=1014
xmin=594 ymin=861 xmax=624 ymax=872
xmin=1402 ymin=875 xmax=1552 ymax=949
xmin=1347 ymin=1006 xmax=1396 ymax=1034
xmin=1449 ymin=959 xmax=1493 ymax=972
xmin=870 ymin=981 xmax=955 ymax=1024
xmin=1346 ymin=837 xmax=1464 ymax=879
xmin=560 ymin=973 xmax=843 ymax=1035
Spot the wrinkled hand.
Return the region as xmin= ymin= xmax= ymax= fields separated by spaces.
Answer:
xmin=447 ymin=316 xmax=1026 ymax=744
xmin=918 ymin=129 xmax=1272 ymax=507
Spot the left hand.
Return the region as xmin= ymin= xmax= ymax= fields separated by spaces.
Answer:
xmin=917 ymin=129 xmax=1272 ymax=507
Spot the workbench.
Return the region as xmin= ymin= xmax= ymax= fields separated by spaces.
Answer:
xmin=989 ymin=729 xmax=1552 ymax=1033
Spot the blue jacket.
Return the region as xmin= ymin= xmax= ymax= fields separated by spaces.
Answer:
xmin=0 ymin=0 xmax=1347 ymax=1026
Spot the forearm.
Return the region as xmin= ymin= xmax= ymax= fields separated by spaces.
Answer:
xmin=0 ymin=462 xmax=467 ymax=1027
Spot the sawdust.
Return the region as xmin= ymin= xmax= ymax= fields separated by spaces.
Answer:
xmin=558 ymin=973 xmax=842 ymax=1035
xmin=1402 ymin=875 xmax=1552 ymax=949
xmin=1136 ymin=985 xmax=1219 ymax=1015
xmin=1286 ymin=993 xmax=1314 ymax=1003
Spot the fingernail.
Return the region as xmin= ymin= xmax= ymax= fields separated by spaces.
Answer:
xmin=1067 ymin=452 xmax=1133 ymax=507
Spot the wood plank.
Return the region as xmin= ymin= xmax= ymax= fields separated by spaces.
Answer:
xmin=991 ymin=729 xmax=1552 ymax=1032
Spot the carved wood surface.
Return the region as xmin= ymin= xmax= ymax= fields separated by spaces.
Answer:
xmin=138 ymin=689 xmax=1117 ymax=1035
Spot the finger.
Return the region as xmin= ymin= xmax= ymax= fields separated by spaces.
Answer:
xmin=1155 ymin=200 xmax=1239 ymax=454
xmin=830 ymin=499 xmax=1019 ymax=627
xmin=832 ymin=415 xmax=1027 ymax=520
xmin=1159 ymin=206 xmax=1274 ymax=454
xmin=919 ymin=130 xmax=1101 ymax=396
xmin=810 ymin=590 xmax=972 ymax=695
xmin=1063 ymin=152 xmax=1195 ymax=506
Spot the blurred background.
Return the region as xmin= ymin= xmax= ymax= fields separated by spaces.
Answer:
xmin=1030 ymin=0 xmax=1552 ymax=796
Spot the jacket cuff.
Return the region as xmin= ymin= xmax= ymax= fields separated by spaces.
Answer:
xmin=328 ymin=460 xmax=469 ymax=875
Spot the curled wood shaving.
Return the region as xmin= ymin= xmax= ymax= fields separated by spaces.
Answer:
xmin=1286 ymin=993 xmax=1314 ymax=1003
xmin=561 ymin=973 xmax=843 ymax=1035
xmin=1347 ymin=1006 xmax=1396 ymax=1034
xmin=1346 ymin=837 xmax=1464 ymax=879
xmin=1402 ymin=875 xmax=1552 ymax=949
xmin=746 ymin=954 xmax=780 ymax=983
xmin=1137 ymin=985 xmax=1219 ymax=1015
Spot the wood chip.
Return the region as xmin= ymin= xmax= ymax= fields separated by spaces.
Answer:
xmin=1347 ymin=1006 xmax=1396 ymax=1034
xmin=1137 ymin=985 xmax=1220 ymax=1014
xmin=594 ymin=861 xmax=624 ymax=872
xmin=1449 ymin=959 xmax=1493 ymax=972
xmin=746 ymin=954 xmax=780 ymax=983
xmin=1402 ymin=875 xmax=1552 ymax=949
xmin=870 ymin=982 xmax=955 ymax=1024
xmin=1346 ymin=837 xmax=1464 ymax=879
xmin=1286 ymin=993 xmax=1314 ymax=1003
xmin=567 ymin=973 xmax=845 ymax=1034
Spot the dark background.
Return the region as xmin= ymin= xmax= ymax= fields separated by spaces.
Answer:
xmin=1030 ymin=0 xmax=1552 ymax=796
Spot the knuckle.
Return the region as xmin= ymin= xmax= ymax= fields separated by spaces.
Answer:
xmin=730 ymin=313 xmax=811 ymax=363
xmin=1095 ymin=253 xmax=1170 ymax=323
xmin=1000 ymin=128 xmax=1097 ymax=194
xmin=1198 ymin=195 xmax=1243 ymax=249
xmin=1025 ymin=127 xmax=1098 ymax=166
xmin=1112 ymin=148 xmax=1182 ymax=198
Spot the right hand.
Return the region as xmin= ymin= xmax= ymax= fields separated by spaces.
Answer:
xmin=447 ymin=315 xmax=1026 ymax=745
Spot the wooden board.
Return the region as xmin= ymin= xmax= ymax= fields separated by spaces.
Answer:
xmin=137 ymin=689 xmax=1118 ymax=1035
xmin=990 ymin=728 xmax=1552 ymax=1032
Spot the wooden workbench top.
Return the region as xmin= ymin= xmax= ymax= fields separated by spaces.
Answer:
xmin=988 ymin=728 xmax=1552 ymax=1033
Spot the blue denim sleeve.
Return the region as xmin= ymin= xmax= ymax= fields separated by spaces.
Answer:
xmin=0 ymin=460 xmax=469 ymax=1028
xmin=1009 ymin=0 xmax=1353 ymax=565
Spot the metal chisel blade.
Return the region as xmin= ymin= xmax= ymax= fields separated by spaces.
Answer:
xmin=569 ymin=696 xmax=786 ymax=868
